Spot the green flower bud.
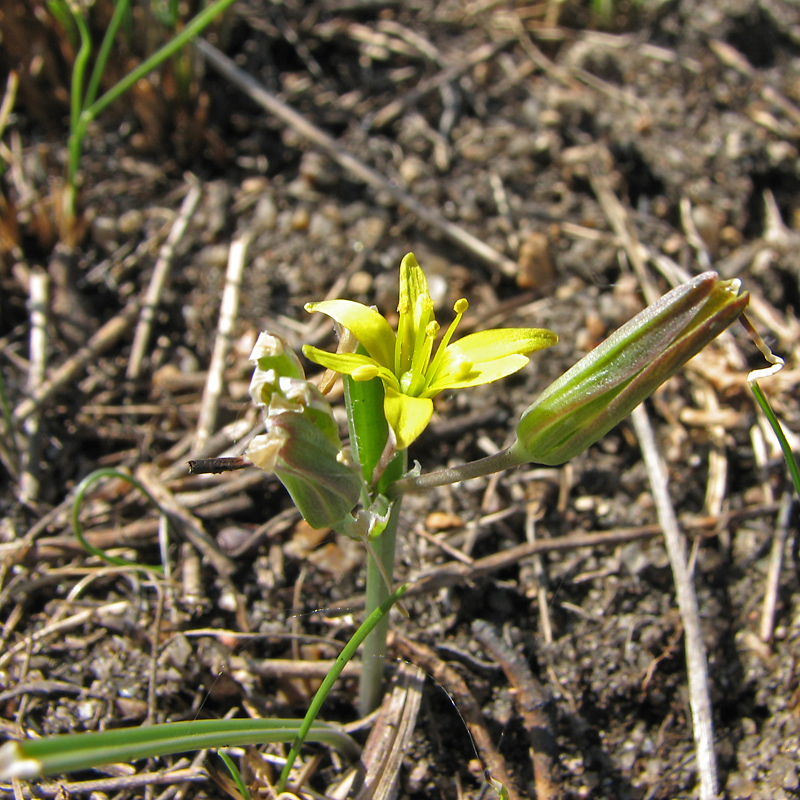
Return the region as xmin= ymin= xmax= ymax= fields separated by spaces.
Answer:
xmin=510 ymin=272 xmax=749 ymax=466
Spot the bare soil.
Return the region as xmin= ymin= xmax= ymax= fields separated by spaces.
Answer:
xmin=1 ymin=1 xmax=800 ymax=798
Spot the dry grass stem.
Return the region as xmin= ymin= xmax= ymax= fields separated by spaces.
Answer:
xmin=194 ymin=234 xmax=250 ymax=453
xmin=631 ymin=403 xmax=719 ymax=800
xmin=127 ymin=182 xmax=202 ymax=380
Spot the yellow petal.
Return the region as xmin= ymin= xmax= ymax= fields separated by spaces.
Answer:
xmin=427 ymin=328 xmax=557 ymax=393
xmin=444 ymin=328 xmax=557 ymax=363
xmin=302 ymin=346 xmax=399 ymax=390
xmin=305 ymin=300 xmax=396 ymax=369
xmin=426 ymin=354 xmax=532 ymax=394
xmin=383 ymin=387 xmax=434 ymax=450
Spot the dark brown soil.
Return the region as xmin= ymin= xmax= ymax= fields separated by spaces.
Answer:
xmin=1 ymin=1 xmax=800 ymax=798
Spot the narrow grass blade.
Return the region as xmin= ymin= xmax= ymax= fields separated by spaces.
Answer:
xmin=0 ymin=719 xmax=358 ymax=780
xmin=740 ymin=315 xmax=800 ymax=498
xmin=277 ymin=583 xmax=410 ymax=793
xmin=71 ymin=468 xmax=165 ymax=573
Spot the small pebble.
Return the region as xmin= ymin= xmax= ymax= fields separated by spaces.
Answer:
xmin=290 ymin=207 xmax=310 ymax=231
xmin=117 ymin=209 xmax=143 ymax=235
xmin=252 ymin=195 xmax=278 ymax=231
xmin=517 ymin=231 xmax=553 ymax=290
xmin=348 ymin=270 xmax=373 ymax=294
xmin=399 ymin=155 xmax=426 ymax=185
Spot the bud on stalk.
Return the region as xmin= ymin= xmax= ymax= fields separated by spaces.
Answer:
xmin=509 ymin=272 xmax=749 ymax=466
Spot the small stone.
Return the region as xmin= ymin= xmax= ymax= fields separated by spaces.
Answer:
xmin=252 ymin=196 xmax=278 ymax=231
xmin=117 ymin=209 xmax=143 ymax=235
xmin=308 ymin=211 xmax=335 ymax=241
xmin=517 ymin=231 xmax=553 ymax=290
xmin=348 ymin=270 xmax=373 ymax=294
xmin=290 ymin=207 xmax=310 ymax=231
xmin=399 ymin=155 xmax=427 ymax=185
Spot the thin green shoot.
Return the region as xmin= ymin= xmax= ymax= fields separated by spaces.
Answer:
xmin=61 ymin=0 xmax=238 ymax=220
xmin=741 ymin=315 xmax=800 ymax=498
xmin=216 ymin=751 xmax=252 ymax=800
xmin=83 ymin=0 xmax=132 ymax=117
xmin=71 ymin=468 xmax=164 ymax=573
xmin=0 ymin=719 xmax=358 ymax=780
xmin=277 ymin=582 xmax=409 ymax=793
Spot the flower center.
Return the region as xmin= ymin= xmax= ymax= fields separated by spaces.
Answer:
xmin=400 ymin=320 xmax=439 ymax=395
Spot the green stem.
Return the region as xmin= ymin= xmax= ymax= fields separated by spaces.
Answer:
xmin=83 ymin=0 xmax=131 ymax=113
xmin=388 ymin=446 xmax=524 ymax=497
xmin=63 ymin=5 xmax=93 ymax=221
xmin=750 ymin=379 xmax=800 ymax=499
xmin=72 ymin=468 xmax=164 ymax=573
xmin=342 ymin=362 xmax=407 ymax=714
xmin=66 ymin=0 xmax=237 ymax=202
xmin=68 ymin=7 xmax=92 ymax=142
xmin=277 ymin=582 xmax=409 ymax=792
xmin=359 ymin=485 xmax=404 ymax=716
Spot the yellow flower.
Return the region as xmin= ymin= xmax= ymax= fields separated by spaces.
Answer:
xmin=303 ymin=253 xmax=557 ymax=449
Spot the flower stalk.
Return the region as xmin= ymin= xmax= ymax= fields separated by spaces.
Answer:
xmin=392 ymin=271 xmax=748 ymax=493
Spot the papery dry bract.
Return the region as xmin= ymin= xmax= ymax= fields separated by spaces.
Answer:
xmin=246 ymin=333 xmax=362 ymax=529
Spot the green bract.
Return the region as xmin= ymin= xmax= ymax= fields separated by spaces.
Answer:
xmin=510 ymin=272 xmax=749 ymax=466
xmin=303 ymin=253 xmax=558 ymax=449
xmin=245 ymin=333 xmax=362 ymax=529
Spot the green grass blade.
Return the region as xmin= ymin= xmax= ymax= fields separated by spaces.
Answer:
xmin=216 ymin=751 xmax=252 ymax=800
xmin=750 ymin=379 xmax=800 ymax=498
xmin=742 ymin=315 xmax=800 ymax=499
xmin=277 ymin=583 xmax=409 ymax=793
xmin=83 ymin=0 xmax=132 ymax=112
xmin=71 ymin=468 xmax=164 ymax=573
xmin=68 ymin=0 xmax=236 ymax=196
xmin=0 ymin=719 xmax=358 ymax=779
xmin=82 ymin=0 xmax=237 ymax=124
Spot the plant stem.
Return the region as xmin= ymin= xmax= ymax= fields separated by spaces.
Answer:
xmin=389 ymin=446 xmax=524 ymax=497
xmin=278 ymin=582 xmax=409 ymax=792
xmin=358 ymin=484 xmax=404 ymax=716
xmin=83 ymin=0 xmax=131 ymax=113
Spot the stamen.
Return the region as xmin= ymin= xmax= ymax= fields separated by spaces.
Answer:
xmin=427 ymin=297 xmax=468 ymax=384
